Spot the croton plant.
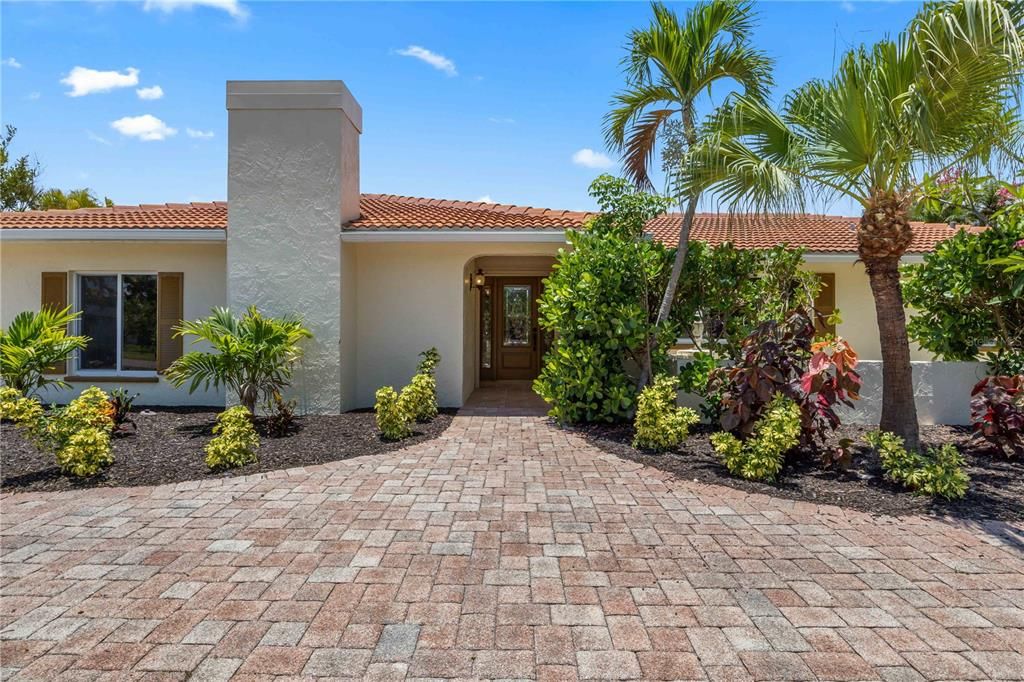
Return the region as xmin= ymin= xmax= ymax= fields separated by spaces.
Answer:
xmin=970 ymin=374 xmax=1024 ymax=458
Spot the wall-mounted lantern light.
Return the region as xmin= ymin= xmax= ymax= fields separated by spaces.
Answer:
xmin=470 ymin=268 xmax=486 ymax=289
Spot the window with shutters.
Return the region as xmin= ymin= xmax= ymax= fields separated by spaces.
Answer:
xmin=74 ymin=273 xmax=159 ymax=373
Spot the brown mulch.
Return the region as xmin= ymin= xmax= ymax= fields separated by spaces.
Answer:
xmin=572 ymin=422 xmax=1024 ymax=523
xmin=0 ymin=407 xmax=455 ymax=494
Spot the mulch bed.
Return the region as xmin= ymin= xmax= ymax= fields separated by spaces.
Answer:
xmin=572 ymin=422 xmax=1023 ymax=523
xmin=1 ymin=407 xmax=455 ymax=494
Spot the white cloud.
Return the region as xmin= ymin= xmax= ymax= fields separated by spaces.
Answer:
xmin=87 ymin=130 xmax=112 ymax=145
xmin=61 ymin=66 xmax=139 ymax=97
xmin=572 ymin=148 xmax=614 ymax=170
xmin=136 ymin=85 xmax=164 ymax=100
xmin=2 ymin=57 xmax=22 ymax=69
xmin=396 ymin=45 xmax=457 ymax=77
xmin=840 ymin=0 xmax=856 ymax=12
xmin=186 ymin=127 xmax=214 ymax=139
xmin=475 ymin=195 xmax=495 ymax=203
xmin=111 ymin=114 xmax=177 ymax=141
xmin=142 ymin=0 xmax=248 ymax=20
xmin=488 ymin=117 xmax=516 ymax=124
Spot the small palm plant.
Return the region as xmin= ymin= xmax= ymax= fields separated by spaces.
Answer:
xmin=165 ymin=306 xmax=312 ymax=412
xmin=0 ymin=307 xmax=89 ymax=397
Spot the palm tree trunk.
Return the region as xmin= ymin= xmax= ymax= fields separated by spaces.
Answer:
xmin=859 ymin=193 xmax=919 ymax=451
xmin=637 ymin=194 xmax=699 ymax=390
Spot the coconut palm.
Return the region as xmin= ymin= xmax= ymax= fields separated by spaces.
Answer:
xmin=0 ymin=307 xmax=88 ymax=396
xmin=166 ymin=306 xmax=312 ymax=412
xmin=604 ymin=0 xmax=774 ymax=385
xmin=681 ymin=0 xmax=1023 ymax=450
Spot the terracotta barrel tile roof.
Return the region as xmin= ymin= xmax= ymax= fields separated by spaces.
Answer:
xmin=1 ymin=194 xmax=974 ymax=253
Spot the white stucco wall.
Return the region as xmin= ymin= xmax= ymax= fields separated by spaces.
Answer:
xmin=226 ymin=81 xmax=362 ymax=414
xmin=0 ymin=240 xmax=227 ymax=406
xmin=349 ymin=241 xmax=564 ymax=408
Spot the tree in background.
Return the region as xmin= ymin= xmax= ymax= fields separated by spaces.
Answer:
xmin=534 ymin=176 xmax=671 ymax=423
xmin=913 ymin=168 xmax=1018 ymax=226
xmin=681 ymin=0 xmax=1023 ymax=451
xmin=0 ymin=125 xmax=112 ymax=211
xmin=604 ymin=0 xmax=774 ymax=387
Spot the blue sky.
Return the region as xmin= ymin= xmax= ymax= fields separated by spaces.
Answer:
xmin=2 ymin=0 xmax=922 ymax=214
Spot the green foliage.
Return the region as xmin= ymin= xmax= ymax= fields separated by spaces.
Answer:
xmin=672 ymin=242 xmax=821 ymax=361
xmin=4 ymin=386 xmax=115 ymax=478
xmin=37 ymin=188 xmax=109 ymax=210
xmin=711 ymin=395 xmax=800 ymax=482
xmin=1 ymin=307 xmax=89 ymax=397
xmin=375 ymin=386 xmax=412 ymax=441
xmin=903 ymin=220 xmax=1024 ymax=360
xmin=402 ymin=372 xmax=438 ymax=423
xmin=1 ymin=125 xmax=113 ymax=211
xmin=863 ymin=431 xmax=970 ymax=500
xmin=534 ymin=176 xmax=673 ymax=423
xmin=417 ymin=347 xmax=441 ymax=375
xmin=204 ymin=405 xmax=259 ymax=470
xmin=632 ymin=374 xmax=699 ymax=451
xmin=166 ymin=306 xmax=313 ymax=412
xmin=912 ymin=169 xmax=1016 ymax=226
xmin=678 ymin=351 xmax=722 ymax=421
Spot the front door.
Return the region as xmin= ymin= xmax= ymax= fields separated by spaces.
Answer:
xmin=492 ymin=277 xmax=542 ymax=380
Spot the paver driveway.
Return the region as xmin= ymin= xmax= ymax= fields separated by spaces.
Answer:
xmin=2 ymin=413 xmax=1023 ymax=681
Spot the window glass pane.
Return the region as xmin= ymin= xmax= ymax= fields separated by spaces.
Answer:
xmin=79 ymin=275 xmax=118 ymax=370
xmin=481 ymin=285 xmax=492 ymax=369
xmin=503 ymin=284 xmax=531 ymax=346
xmin=122 ymin=275 xmax=158 ymax=370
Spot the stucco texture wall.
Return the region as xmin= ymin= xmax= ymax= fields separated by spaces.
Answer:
xmin=348 ymin=241 xmax=564 ymax=408
xmin=0 ymin=240 xmax=227 ymax=406
xmin=804 ymin=259 xmax=933 ymax=361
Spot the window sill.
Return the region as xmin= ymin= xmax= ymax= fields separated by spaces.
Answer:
xmin=64 ymin=375 xmax=160 ymax=384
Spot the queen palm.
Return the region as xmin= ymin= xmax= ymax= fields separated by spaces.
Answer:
xmin=604 ymin=0 xmax=774 ymax=385
xmin=682 ymin=0 xmax=1023 ymax=450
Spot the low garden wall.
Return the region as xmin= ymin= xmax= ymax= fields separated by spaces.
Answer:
xmin=675 ymin=357 xmax=987 ymax=426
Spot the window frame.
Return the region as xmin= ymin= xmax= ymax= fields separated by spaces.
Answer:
xmin=72 ymin=271 xmax=160 ymax=377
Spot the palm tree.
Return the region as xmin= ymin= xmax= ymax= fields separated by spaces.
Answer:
xmin=0 ymin=307 xmax=88 ymax=396
xmin=682 ymin=0 xmax=1023 ymax=450
xmin=165 ymin=306 xmax=312 ymax=412
xmin=604 ymin=0 xmax=774 ymax=385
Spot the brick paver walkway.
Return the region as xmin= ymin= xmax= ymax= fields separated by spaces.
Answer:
xmin=2 ymin=412 xmax=1023 ymax=681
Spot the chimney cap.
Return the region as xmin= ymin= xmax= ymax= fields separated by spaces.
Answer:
xmin=226 ymin=80 xmax=362 ymax=132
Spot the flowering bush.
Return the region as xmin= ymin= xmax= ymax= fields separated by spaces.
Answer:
xmin=204 ymin=406 xmax=259 ymax=470
xmin=632 ymin=374 xmax=699 ymax=451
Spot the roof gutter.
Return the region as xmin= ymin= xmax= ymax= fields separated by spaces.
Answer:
xmin=0 ymin=228 xmax=226 ymax=242
xmin=340 ymin=228 xmax=570 ymax=243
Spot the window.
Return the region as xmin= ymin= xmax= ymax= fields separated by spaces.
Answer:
xmin=502 ymin=284 xmax=532 ymax=346
xmin=76 ymin=273 xmax=158 ymax=373
xmin=814 ymin=273 xmax=836 ymax=338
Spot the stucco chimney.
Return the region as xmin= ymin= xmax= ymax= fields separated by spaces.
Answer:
xmin=226 ymin=81 xmax=362 ymax=413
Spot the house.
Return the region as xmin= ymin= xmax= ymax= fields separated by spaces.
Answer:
xmin=0 ymin=80 xmax=978 ymax=416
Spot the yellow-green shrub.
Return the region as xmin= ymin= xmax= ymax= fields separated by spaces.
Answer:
xmin=863 ymin=430 xmax=969 ymax=500
xmin=3 ymin=386 xmax=115 ymax=478
xmin=401 ymin=372 xmax=438 ymax=423
xmin=375 ymin=386 xmax=412 ymax=441
xmin=204 ymin=405 xmax=259 ymax=470
xmin=633 ymin=374 xmax=699 ymax=451
xmin=711 ymin=396 xmax=801 ymax=482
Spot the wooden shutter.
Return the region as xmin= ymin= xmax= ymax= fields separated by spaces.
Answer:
xmin=157 ymin=273 xmax=184 ymax=371
xmin=814 ymin=273 xmax=836 ymax=338
xmin=40 ymin=272 xmax=69 ymax=374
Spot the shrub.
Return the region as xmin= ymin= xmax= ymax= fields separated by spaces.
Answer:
xmin=677 ymin=351 xmax=722 ymax=421
xmin=375 ymin=386 xmax=412 ymax=441
xmin=205 ymin=406 xmax=259 ymax=470
xmin=1 ymin=307 xmax=89 ymax=397
xmin=402 ymin=372 xmax=438 ymax=423
xmin=534 ymin=176 xmax=672 ymax=423
xmin=863 ymin=431 xmax=970 ymax=500
xmin=263 ymin=391 xmax=297 ymax=438
xmin=970 ymin=375 xmax=1023 ymax=457
xmin=4 ymin=386 xmax=115 ymax=478
xmin=711 ymin=395 xmax=801 ymax=483
xmin=633 ymin=374 xmax=699 ymax=451
xmin=108 ymin=388 xmax=138 ymax=436
xmin=166 ymin=306 xmax=312 ymax=412
xmin=417 ymin=347 xmax=441 ymax=375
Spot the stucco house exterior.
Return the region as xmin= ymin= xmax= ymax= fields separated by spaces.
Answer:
xmin=0 ymin=80 xmax=983 ymax=419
